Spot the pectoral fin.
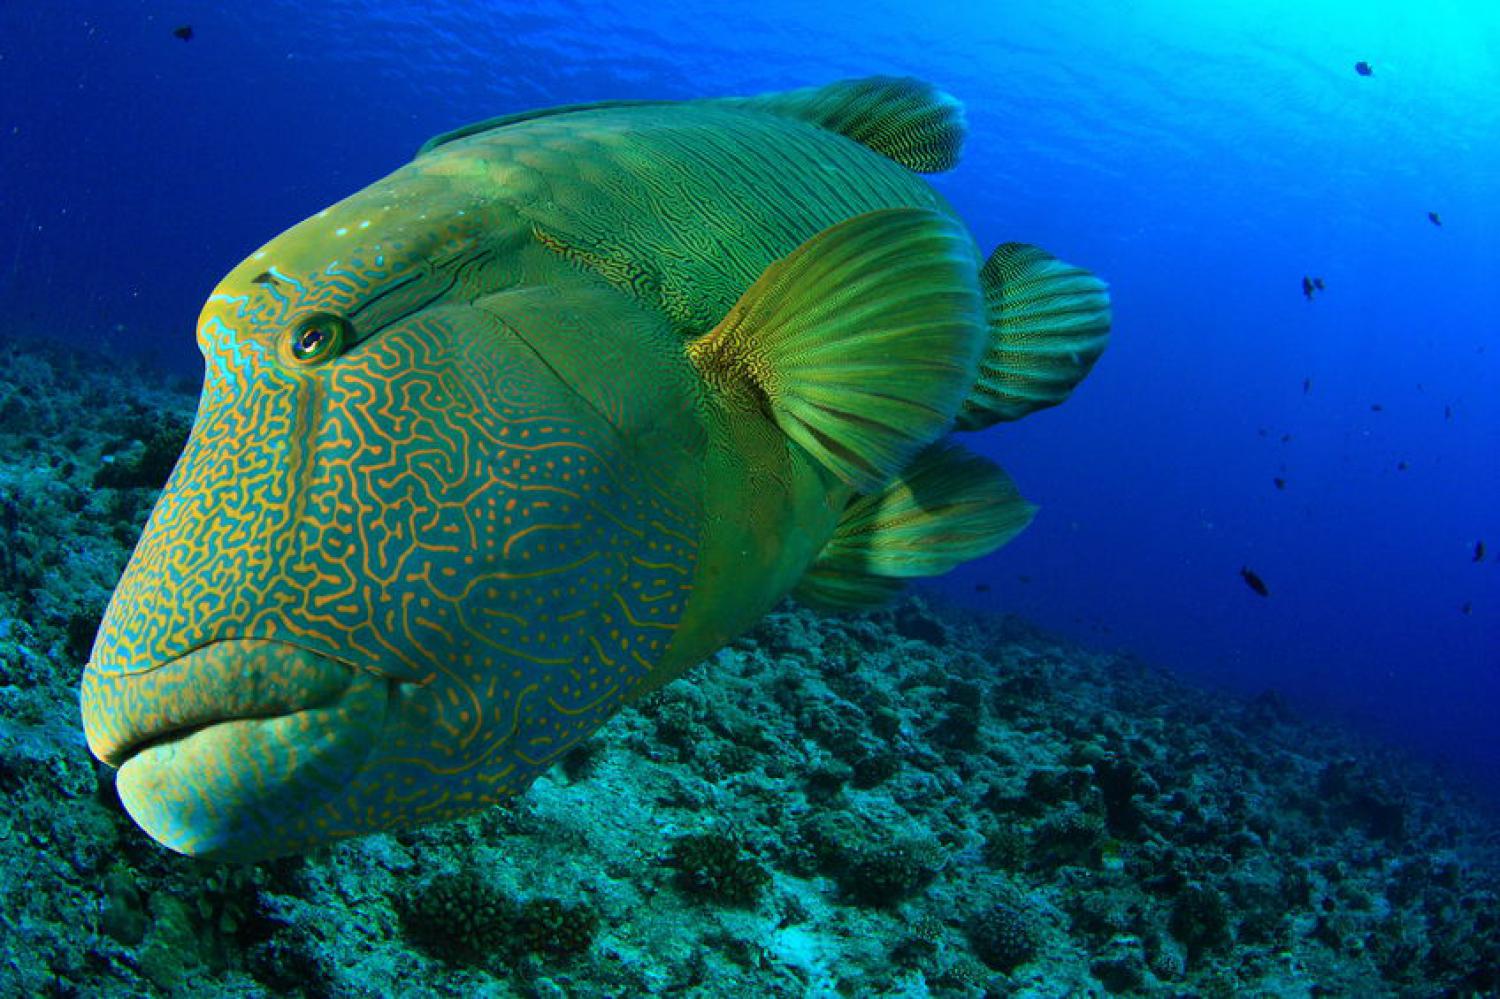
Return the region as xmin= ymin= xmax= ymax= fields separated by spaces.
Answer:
xmin=687 ymin=208 xmax=986 ymax=494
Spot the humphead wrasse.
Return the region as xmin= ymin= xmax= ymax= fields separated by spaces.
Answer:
xmin=80 ymin=77 xmax=1110 ymax=861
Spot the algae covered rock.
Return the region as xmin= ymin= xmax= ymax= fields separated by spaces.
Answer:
xmin=667 ymin=830 xmax=771 ymax=907
xmin=967 ymin=897 xmax=1041 ymax=972
xmin=398 ymin=870 xmax=519 ymax=964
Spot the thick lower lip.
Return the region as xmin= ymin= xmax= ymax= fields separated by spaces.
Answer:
xmin=113 ymin=673 xmax=389 ymax=860
xmin=81 ymin=638 xmax=390 ymax=860
xmin=81 ymin=638 xmax=358 ymax=767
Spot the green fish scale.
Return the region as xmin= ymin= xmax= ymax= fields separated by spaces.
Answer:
xmin=471 ymin=106 xmax=948 ymax=335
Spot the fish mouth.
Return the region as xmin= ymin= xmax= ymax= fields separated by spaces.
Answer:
xmin=80 ymin=639 xmax=391 ymax=860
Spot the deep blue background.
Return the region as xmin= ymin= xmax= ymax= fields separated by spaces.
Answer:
xmin=3 ymin=2 xmax=1496 ymax=797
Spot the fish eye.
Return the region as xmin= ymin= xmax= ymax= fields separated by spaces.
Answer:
xmin=285 ymin=313 xmax=349 ymax=365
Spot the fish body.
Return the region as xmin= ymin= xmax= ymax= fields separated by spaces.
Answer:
xmin=80 ymin=78 xmax=1110 ymax=860
xmin=1240 ymin=566 xmax=1270 ymax=597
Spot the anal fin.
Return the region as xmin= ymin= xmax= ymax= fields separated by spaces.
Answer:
xmin=793 ymin=441 xmax=1036 ymax=611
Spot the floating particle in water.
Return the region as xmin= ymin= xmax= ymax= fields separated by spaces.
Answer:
xmin=1240 ymin=566 xmax=1270 ymax=597
xmin=1303 ymin=377 xmax=1312 ymax=394
xmin=1460 ymin=601 xmax=1472 ymax=615
xmin=173 ymin=24 xmax=193 ymax=41
xmin=974 ymin=582 xmax=991 ymax=593
xmin=1355 ymin=61 xmax=1373 ymax=76
xmin=1396 ymin=461 xmax=1408 ymax=471
xmin=1273 ymin=477 xmax=1286 ymax=490
xmin=1371 ymin=403 xmax=1384 ymax=412
xmin=1281 ymin=433 xmax=1293 ymax=443
xmin=1444 ymin=405 xmax=1453 ymax=420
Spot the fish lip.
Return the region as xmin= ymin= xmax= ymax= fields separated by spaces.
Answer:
xmin=111 ymin=668 xmax=393 ymax=861
xmin=80 ymin=637 xmax=360 ymax=768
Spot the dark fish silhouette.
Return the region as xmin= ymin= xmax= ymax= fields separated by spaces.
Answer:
xmin=1240 ymin=566 xmax=1270 ymax=597
xmin=1281 ymin=433 xmax=1292 ymax=443
xmin=1428 ymin=211 xmax=1442 ymax=226
xmin=1396 ymin=461 xmax=1408 ymax=471
xmin=1461 ymin=601 xmax=1472 ymax=616
xmin=1313 ymin=277 xmax=1325 ymax=291
xmin=1444 ymin=405 xmax=1453 ymax=420
xmin=1355 ymin=61 xmax=1373 ymax=76
xmin=1476 ymin=540 xmax=1487 ymax=563
xmin=1302 ymin=276 xmax=1316 ymax=300
xmin=1371 ymin=403 xmax=1383 ymax=412
xmin=974 ymin=582 xmax=991 ymax=593
xmin=173 ymin=25 xmax=193 ymax=42
xmin=1273 ymin=477 xmax=1286 ymax=490
xmin=1302 ymin=377 xmax=1312 ymax=394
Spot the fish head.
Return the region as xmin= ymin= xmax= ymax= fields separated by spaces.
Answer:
xmin=80 ymin=154 xmax=688 ymax=860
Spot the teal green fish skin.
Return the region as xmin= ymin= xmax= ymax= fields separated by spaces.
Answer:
xmin=79 ymin=79 xmax=990 ymax=860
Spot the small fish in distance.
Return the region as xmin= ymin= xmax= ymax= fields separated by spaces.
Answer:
xmin=173 ymin=25 xmax=193 ymax=42
xmin=1240 ymin=567 xmax=1270 ymax=597
xmin=1355 ymin=61 xmax=1373 ymax=76
xmin=1313 ymin=277 xmax=1325 ymax=291
xmin=1428 ymin=212 xmax=1442 ymax=226
xmin=1371 ymin=403 xmax=1383 ymax=412
xmin=1476 ymin=540 xmax=1486 ymax=563
xmin=1302 ymin=276 xmax=1316 ymax=300
xmin=974 ymin=582 xmax=991 ymax=593
xmin=1302 ymin=377 xmax=1312 ymax=394
xmin=1273 ymin=477 xmax=1286 ymax=490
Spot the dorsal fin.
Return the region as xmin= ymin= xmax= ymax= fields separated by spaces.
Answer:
xmin=417 ymin=77 xmax=967 ymax=172
xmin=415 ymin=99 xmax=660 ymax=157
xmin=711 ymin=76 xmax=967 ymax=173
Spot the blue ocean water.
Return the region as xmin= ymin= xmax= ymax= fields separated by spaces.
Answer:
xmin=1 ymin=0 xmax=1495 ymax=803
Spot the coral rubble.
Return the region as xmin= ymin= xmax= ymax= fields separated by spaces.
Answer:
xmin=0 ymin=339 xmax=1496 ymax=997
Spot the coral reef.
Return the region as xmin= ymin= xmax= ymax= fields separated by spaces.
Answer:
xmin=0 ymin=338 xmax=1497 ymax=996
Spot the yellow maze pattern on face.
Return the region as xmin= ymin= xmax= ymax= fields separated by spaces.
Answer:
xmin=281 ymin=309 xmax=701 ymax=845
xmin=87 ymin=311 xmax=304 ymax=687
xmin=88 ymin=264 xmax=698 ymax=851
xmin=89 ymin=207 xmax=492 ymax=689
